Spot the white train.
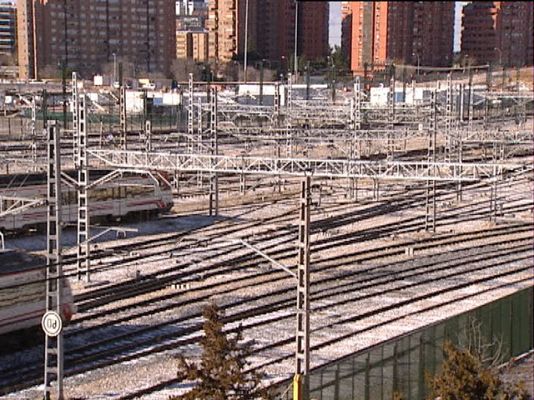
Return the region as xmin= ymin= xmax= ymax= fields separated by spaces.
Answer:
xmin=0 ymin=174 xmax=174 ymax=233
xmin=0 ymin=250 xmax=76 ymax=335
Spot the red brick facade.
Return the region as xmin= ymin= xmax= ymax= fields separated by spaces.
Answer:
xmin=462 ymin=1 xmax=533 ymax=67
xmin=18 ymin=0 xmax=176 ymax=79
xmin=342 ymin=1 xmax=454 ymax=75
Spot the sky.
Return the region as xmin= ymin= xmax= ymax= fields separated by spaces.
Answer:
xmin=328 ymin=1 xmax=467 ymax=53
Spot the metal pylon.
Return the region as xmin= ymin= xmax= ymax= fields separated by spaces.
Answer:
xmin=284 ymin=72 xmax=294 ymax=158
xmin=489 ymin=144 xmax=501 ymax=221
xmin=196 ymin=97 xmax=203 ymax=187
xmin=187 ymin=73 xmax=194 ymax=153
xmin=76 ymin=94 xmax=90 ymax=282
xmin=296 ymin=175 xmax=311 ymax=381
xmin=72 ymin=73 xmax=79 ymax=166
xmin=354 ymin=77 xmax=362 ymax=131
xmin=208 ymin=88 xmax=219 ymax=216
xmin=287 ymin=73 xmax=293 ymax=111
xmin=119 ymin=86 xmax=127 ymax=150
xmin=349 ymin=98 xmax=355 ymax=130
xmin=273 ymin=83 xmax=280 ymax=128
xmin=31 ymin=96 xmax=37 ymax=171
xmin=387 ymin=77 xmax=396 ymax=157
xmin=468 ymin=71 xmax=474 ymax=128
xmin=459 ymin=84 xmax=465 ymax=123
xmin=425 ymin=89 xmax=437 ymax=233
xmin=444 ymin=74 xmax=453 ymax=163
xmin=44 ymin=121 xmax=64 ymax=400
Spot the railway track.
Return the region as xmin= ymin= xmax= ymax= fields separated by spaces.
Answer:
xmin=1 ymin=226 xmax=531 ymax=395
xmin=2 ymin=172 xmax=532 ymax=368
xmin=63 ymin=179 xmax=531 ymax=308
xmin=0 ymin=111 xmax=533 ymax=398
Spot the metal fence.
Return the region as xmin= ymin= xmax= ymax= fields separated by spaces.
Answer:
xmin=277 ymin=286 xmax=533 ymax=400
xmin=0 ymin=106 xmax=186 ymax=139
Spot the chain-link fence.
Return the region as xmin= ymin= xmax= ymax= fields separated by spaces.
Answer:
xmin=0 ymin=105 xmax=186 ymax=140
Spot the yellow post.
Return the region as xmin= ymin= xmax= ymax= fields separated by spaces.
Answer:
xmin=293 ymin=374 xmax=302 ymax=400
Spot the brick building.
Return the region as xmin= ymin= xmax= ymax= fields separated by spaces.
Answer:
xmin=17 ymin=0 xmax=176 ymax=80
xmin=207 ymin=0 xmax=328 ymax=68
xmin=176 ymin=30 xmax=208 ymax=62
xmin=462 ymin=1 xmax=533 ymax=67
xmin=341 ymin=1 xmax=454 ymax=75
xmin=298 ymin=1 xmax=329 ymax=62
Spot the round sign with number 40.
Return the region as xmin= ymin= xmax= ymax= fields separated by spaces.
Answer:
xmin=41 ymin=311 xmax=63 ymax=337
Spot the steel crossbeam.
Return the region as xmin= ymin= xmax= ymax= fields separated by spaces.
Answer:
xmin=87 ymin=149 xmax=520 ymax=182
xmin=460 ymin=129 xmax=534 ymax=144
xmin=221 ymin=123 xmax=533 ymax=145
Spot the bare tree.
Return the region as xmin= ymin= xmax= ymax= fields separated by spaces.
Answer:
xmin=39 ymin=64 xmax=61 ymax=79
xmin=426 ymin=340 xmax=530 ymax=400
xmin=171 ymin=59 xmax=202 ymax=81
xmin=457 ymin=317 xmax=505 ymax=369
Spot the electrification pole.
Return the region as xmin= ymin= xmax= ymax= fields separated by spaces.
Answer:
xmin=43 ymin=121 xmax=64 ymax=400
xmin=294 ymin=175 xmax=311 ymax=399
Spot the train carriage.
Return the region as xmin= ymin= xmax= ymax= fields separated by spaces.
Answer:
xmin=0 ymin=250 xmax=76 ymax=336
xmin=0 ymin=175 xmax=174 ymax=233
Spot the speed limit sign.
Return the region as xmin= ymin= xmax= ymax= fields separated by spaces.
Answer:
xmin=41 ymin=311 xmax=63 ymax=337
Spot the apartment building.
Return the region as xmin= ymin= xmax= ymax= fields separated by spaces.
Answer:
xmin=298 ymin=1 xmax=329 ymax=61
xmin=342 ymin=1 xmax=454 ymax=75
xmin=462 ymin=1 xmax=533 ymax=67
xmin=17 ymin=0 xmax=176 ymax=80
xmin=176 ymin=30 xmax=208 ymax=62
xmin=0 ymin=1 xmax=16 ymax=57
xmin=208 ymin=0 xmax=328 ymax=67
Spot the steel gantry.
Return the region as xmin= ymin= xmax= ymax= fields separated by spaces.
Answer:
xmin=87 ymin=149 xmax=520 ymax=182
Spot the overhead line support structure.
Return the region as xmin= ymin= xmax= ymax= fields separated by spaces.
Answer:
xmin=425 ymin=89 xmax=437 ymax=233
xmin=208 ymin=88 xmax=219 ymax=216
xmin=387 ymin=77 xmax=395 ymax=157
xmin=119 ymin=86 xmax=127 ymax=150
xmin=31 ymin=96 xmax=37 ymax=171
xmin=76 ymin=91 xmax=90 ymax=282
xmin=187 ymin=73 xmax=195 ymax=153
xmin=295 ymin=175 xmax=311 ymax=398
xmin=44 ymin=120 xmax=64 ymax=400
xmin=143 ymin=90 xmax=152 ymax=153
xmin=87 ymin=150 xmax=518 ymax=183
xmin=444 ymin=74 xmax=453 ymax=163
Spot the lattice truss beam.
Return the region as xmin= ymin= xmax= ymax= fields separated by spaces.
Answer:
xmin=87 ymin=149 xmax=523 ymax=182
xmin=217 ymin=124 xmax=533 ymax=147
xmin=0 ymin=196 xmax=46 ymax=218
